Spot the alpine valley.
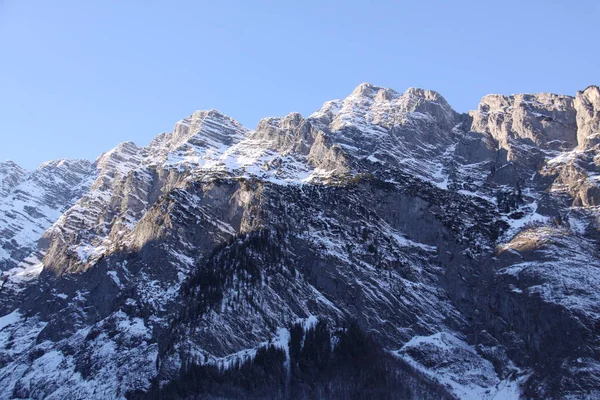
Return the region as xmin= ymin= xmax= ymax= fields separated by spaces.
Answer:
xmin=1 ymin=83 xmax=599 ymax=400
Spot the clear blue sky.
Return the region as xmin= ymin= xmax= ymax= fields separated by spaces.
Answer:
xmin=1 ymin=0 xmax=598 ymax=169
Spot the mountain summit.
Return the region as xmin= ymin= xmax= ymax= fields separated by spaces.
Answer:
xmin=0 ymin=83 xmax=599 ymax=399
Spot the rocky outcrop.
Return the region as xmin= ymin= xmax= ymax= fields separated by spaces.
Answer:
xmin=0 ymin=159 xmax=94 ymax=272
xmin=470 ymin=93 xmax=578 ymax=152
xmin=309 ymin=83 xmax=464 ymax=185
xmin=0 ymin=161 xmax=26 ymax=198
xmin=575 ymin=85 xmax=600 ymax=149
xmin=160 ymin=109 xmax=249 ymax=165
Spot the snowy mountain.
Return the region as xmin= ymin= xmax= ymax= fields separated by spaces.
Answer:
xmin=0 ymin=83 xmax=599 ymax=399
xmin=0 ymin=159 xmax=94 ymax=276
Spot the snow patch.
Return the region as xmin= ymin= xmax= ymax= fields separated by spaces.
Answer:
xmin=0 ymin=311 xmax=21 ymax=331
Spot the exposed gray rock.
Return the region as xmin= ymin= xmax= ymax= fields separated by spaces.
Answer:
xmin=0 ymin=159 xmax=94 ymax=273
xmin=0 ymin=161 xmax=27 ymax=198
xmin=575 ymin=85 xmax=600 ymax=149
xmin=0 ymin=83 xmax=599 ymax=400
xmin=471 ymin=93 xmax=578 ymax=152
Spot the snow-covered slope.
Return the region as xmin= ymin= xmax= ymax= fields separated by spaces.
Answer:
xmin=309 ymin=83 xmax=465 ymax=184
xmin=0 ymin=159 xmax=94 ymax=273
xmin=0 ymin=83 xmax=599 ymax=400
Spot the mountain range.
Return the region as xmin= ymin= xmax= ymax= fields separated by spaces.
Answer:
xmin=0 ymin=83 xmax=599 ymax=399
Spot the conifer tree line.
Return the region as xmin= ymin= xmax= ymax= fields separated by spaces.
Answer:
xmin=132 ymin=319 xmax=456 ymax=400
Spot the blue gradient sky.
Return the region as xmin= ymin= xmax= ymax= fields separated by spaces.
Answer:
xmin=1 ymin=0 xmax=598 ymax=169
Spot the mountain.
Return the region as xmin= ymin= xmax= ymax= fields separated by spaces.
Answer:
xmin=0 ymin=83 xmax=599 ymax=399
xmin=0 ymin=159 xmax=94 ymax=278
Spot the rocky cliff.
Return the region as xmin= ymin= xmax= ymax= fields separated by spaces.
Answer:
xmin=0 ymin=83 xmax=599 ymax=399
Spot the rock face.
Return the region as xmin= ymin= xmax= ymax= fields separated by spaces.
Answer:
xmin=309 ymin=83 xmax=463 ymax=183
xmin=575 ymin=85 xmax=600 ymax=149
xmin=0 ymin=83 xmax=599 ymax=400
xmin=0 ymin=159 xmax=94 ymax=273
xmin=0 ymin=161 xmax=27 ymax=199
xmin=471 ymin=93 xmax=578 ymax=151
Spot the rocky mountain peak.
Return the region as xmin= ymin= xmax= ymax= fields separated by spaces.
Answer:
xmin=37 ymin=158 xmax=92 ymax=170
xmin=0 ymin=160 xmax=24 ymax=176
xmin=0 ymin=160 xmax=27 ymax=198
xmin=167 ymin=109 xmax=248 ymax=153
xmin=310 ymin=83 xmax=458 ymax=136
xmin=0 ymin=160 xmax=23 ymax=170
xmin=0 ymin=157 xmax=95 ymax=274
xmin=257 ymin=112 xmax=306 ymax=131
xmin=95 ymin=141 xmax=142 ymax=178
xmin=575 ymin=85 xmax=600 ymax=149
xmin=404 ymin=86 xmax=448 ymax=103
xmin=346 ymin=83 xmax=451 ymax=111
xmin=470 ymin=91 xmax=578 ymax=153
xmin=280 ymin=111 xmax=304 ymax=127
xmin=350 ymin=82 xmax=400 ymax=99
